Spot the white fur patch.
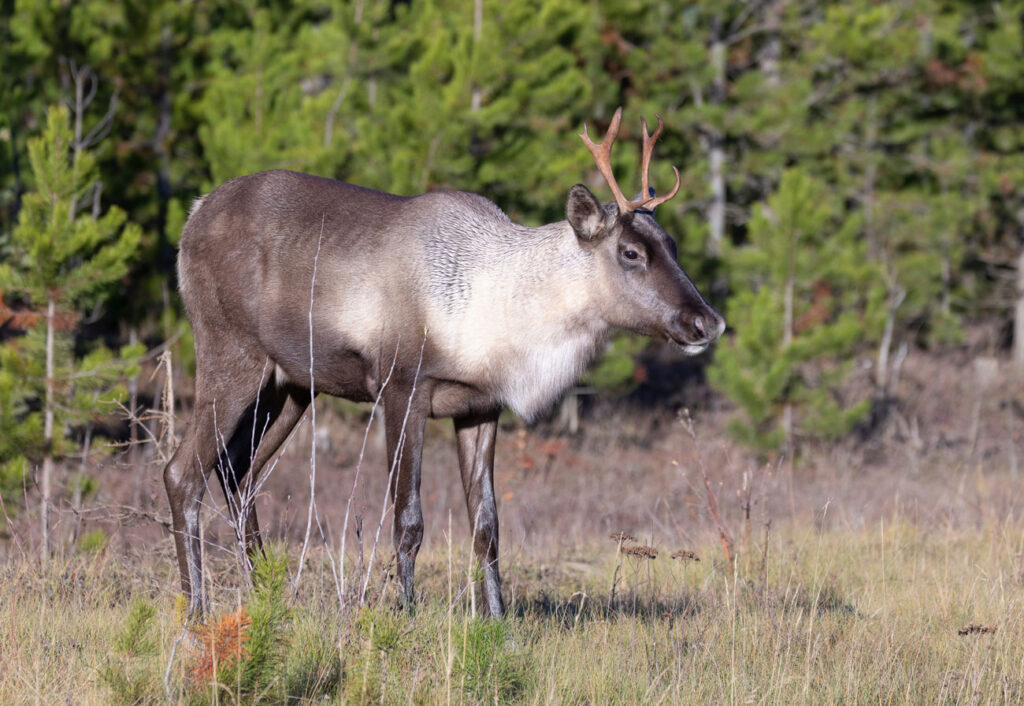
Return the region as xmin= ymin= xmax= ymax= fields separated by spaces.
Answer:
xmin=497 ymin=332 xmax=599 ymax=419
xmin=318 ymin=276 xmax=389 ymax=354
xmin=188 ymin=195 xmax=207 ymax=219
xmin=274 ymin=363 xmax=289 ymax=386
xmin=425 ymin=223 xmax=606 ymax=420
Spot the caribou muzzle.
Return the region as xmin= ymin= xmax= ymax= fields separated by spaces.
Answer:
xmin=668 ymin=307 xmax=726 ymax=355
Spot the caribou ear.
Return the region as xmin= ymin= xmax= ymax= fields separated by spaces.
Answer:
xmin=566 ymin=184 xmax=607 ymax=241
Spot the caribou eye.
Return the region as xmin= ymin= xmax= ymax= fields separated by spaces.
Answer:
xmin=623 ymin=250 xmax=639 ymax=261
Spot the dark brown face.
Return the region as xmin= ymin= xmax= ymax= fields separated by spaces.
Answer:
xmin=566 ymin=184 xmax=725 ymax=354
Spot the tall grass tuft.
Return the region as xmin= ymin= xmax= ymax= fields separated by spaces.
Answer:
xmin=281 ymin=612 xmax=342 ymax=700
xmin=343 ymin=606 xmax=404 ymax=703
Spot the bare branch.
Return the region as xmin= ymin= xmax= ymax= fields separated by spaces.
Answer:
xmin=81 ymin=86 xmax=120 ymax=150
xmin=294 ymin=214 xmax=344 ymax=602
xmin=339 ymin=342 xmax=399 ymax=612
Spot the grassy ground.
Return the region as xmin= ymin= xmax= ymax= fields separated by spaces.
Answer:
xmin=4 ymin=355 xmax=1023 ymax=703
xmin=3 ymin=515 xmax=1023 ymax=704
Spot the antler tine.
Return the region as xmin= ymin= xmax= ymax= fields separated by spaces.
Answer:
xmin=639 ymin=115 xmax=665 ymax=202
xmin=641 ymin=166 xmax=681 ymax=211
xmin=639 ymin=113 xmax=680 ymax=211
xmin=579 ymin=107 xmax=633 ymax=214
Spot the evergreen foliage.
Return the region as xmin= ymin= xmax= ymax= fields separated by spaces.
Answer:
xmin=2 ymin=0 xmax=1024 ymax=454
xmin=708 ymin=169 xmax=883 ymax=451
xmin=237 ymin=548 xmax=292 ymax=693
xmin=0 ymin=105 xmax=142 ymax=512
xmin=101 ymin=598 xmax=160 ymax=704
xmin=184 ymin=548 xmax=293 ymax=704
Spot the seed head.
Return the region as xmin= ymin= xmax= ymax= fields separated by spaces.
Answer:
xmin=609 ymin=532 xmax=638 ymax=544
xmin=671 ymin=549 xmax=700 ymax=562
xmin=958 ymin=623 xmax=997 ymax=636
xmin=622 ymin=545 xmax=658 ymax=560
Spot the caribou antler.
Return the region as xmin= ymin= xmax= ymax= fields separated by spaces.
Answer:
xmin=579 ymin=107 xmax=681 ymax=214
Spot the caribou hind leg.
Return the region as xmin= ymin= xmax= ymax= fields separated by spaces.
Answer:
xmin=454 ymin=411 xmax=505 ymax=618
xmin=163 ymin=352 xmax=282 ymax=618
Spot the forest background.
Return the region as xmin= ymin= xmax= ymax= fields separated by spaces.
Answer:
xmin=3 ymin=0 xmax=1024 ymax=544
xmin=5 ymin=0 xmax=1024 ymax=479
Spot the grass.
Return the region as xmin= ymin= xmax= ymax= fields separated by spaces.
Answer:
xmin=2 ymin=517 xmax=1023 ymax=704
xmin=4 ymin=358 xmax=1022 ymax=703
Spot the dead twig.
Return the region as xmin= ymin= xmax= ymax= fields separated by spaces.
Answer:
xmin=680 ymin=409 xmax=734 ymax=565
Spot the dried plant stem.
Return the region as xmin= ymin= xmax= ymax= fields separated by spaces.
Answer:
xmin=159 ymin=349 xmax=176 ymax=455
xmin=446 ymin=510 xmax=453 ymax=705
xmin=760 ymin=519 xmax=771 ymax=603
xmin=226 ymin=362 xmax=271 ymax=579
xmin=609 ymin=539 xmax=625 ymax=609
xmin=165 ymin=624 xmax=189 ymax=704
xmin=338 ymin=344 xmax=398 ymax=612
xmin=69 ymin=412 xmax=95 ymax=546
xmin=680 ymin=409 xmax=734 ymax=565
xmin=295 ymin=214 xmax=326 ymax=594
xmin=0 ymin=489 xmax=26 ymax=560
xmin=128 ymin=327 xmax=140 ymax=507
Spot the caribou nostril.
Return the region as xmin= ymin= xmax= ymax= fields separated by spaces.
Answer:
xmin=693 ymin=316 xmax=707 ymax=338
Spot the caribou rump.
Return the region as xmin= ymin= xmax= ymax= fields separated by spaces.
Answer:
xmin=164 ymin=108 xmax=724 ymax=618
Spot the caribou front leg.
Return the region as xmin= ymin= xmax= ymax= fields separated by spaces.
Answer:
xmin=454 ymin=410 xmax=505 ymax=618
xmin=383 ymin=384 xmax=429 ymax=610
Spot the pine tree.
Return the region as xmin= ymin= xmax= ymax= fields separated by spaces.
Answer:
xmin=708 ymin=168 xmax=884 ymax=452
xmin=195 ymin=0 xmax=350 ymax=187
xmin=0 ymin=105 xmax=141 ymax=561
xmin=966 ymin=1 xmax=1024 ymax=371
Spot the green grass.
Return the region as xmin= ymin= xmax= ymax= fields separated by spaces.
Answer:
xmin=3 ymin=520 xmax=1023 ymax=704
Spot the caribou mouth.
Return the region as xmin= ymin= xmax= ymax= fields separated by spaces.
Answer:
xmin=669 ymin=337 xmax=710 ymax=356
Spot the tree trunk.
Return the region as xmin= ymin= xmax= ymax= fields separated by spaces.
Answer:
xmin=471 ymin=0 xmax=483 ymax=112
xmin=782 ymin=222 xmax=794 ymax=448
xmin=758 ymin=1 xmax=782 ymax=89
xmin=69 ymin=420 xmax=93 ymax=547
xmin=1014 ymin=247 xmax=1024 ymax=373
xmin=876 ymin=287 xmax=906 ymax=395
xmin=129 ymin=327 xmax=141 ymax=507
xmin=782 ymin=272 xmax=793 ymax=448
xmin=706 ymin=15 xmax=726 ymax=257
xmin=40 ymin=295 xmax=56 ymax=564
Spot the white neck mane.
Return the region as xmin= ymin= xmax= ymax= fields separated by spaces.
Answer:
xmin=424 ymin=210 xmax=609 ymax=420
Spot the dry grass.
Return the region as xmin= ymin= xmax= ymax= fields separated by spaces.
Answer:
xmin=2 ymin=514 xmax=1024 ymax=704
xmin=2 ymin=354 xmax=1024 ymax=703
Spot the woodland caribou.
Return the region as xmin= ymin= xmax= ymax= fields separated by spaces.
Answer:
xmin=164 ymin=108 xmax=724 ymax=618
